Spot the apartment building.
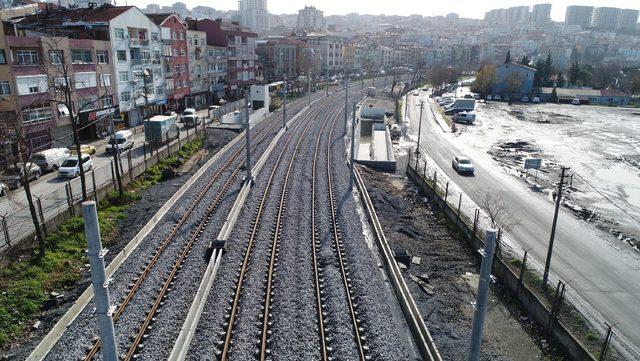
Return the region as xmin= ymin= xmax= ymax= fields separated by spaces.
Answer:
xmin=618 ymin=9 xmax=639 ymax=30
xmin=187 ymin=29 xmax=208 ymax=108
xmin=206 ymin=45 xmax=227 ymax=101
xmin=299 ymin=33 xmax=343 ymax=75
xmin=565 ymin=6 xmax=594 ymax=28
xmin=256 ymin=37 xmax=309 ymax=81
xmin=188 ymin=19 xmax=257 ymax=98
xmin=149 ymin=13 xmax=189 ymax=111
xmin=297 ymin=6 xmax=324 ymax=33
xmin=592 ymin=7 xmax=621 ymax=30
xmin=239 ymin=0 xmax=269 ymax=34
xmin=531 ymin=4 xmax=552 ymax=25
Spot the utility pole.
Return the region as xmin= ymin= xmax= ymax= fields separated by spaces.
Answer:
xmin=308 ymin=73 xmax=311 ymax=107
xmin=404 ymin=93 xmax=410 ymax=121
xmin=282 ymin=75 xmax=287 ymax=130
xmin=416 ymin=100 xmax=424 ymax=157
xmin=543 ymin=166 xmax=570 ymax=287
xmin=468 ymin=229 xmax=497 ymax=361
xmin=344 ymin=77 xmax=349 ymax=134
xmin=349 ymin=102 xmax=357 ymax=187
xmin=244 ymin=90 xmax=252 ymax=182
xmin=83 ymin=201 xmax=118 ymax=361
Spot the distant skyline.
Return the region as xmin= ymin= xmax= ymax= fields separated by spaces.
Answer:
xmin=132 ymin=0 xmax=639 ymax=21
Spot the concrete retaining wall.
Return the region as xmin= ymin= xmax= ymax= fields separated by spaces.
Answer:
xmin=406 ymin=165 xmax=596 ymax=361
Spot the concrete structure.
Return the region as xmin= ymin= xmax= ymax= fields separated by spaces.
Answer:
xmin=507 ymin=6 xmax=530 ymax=23
xmin=592 ymin=7 xmax=621 ymax=30
xmin=187 ymin=29 xmax=208 ymax=108
xmin=298 ymin=33 xmax=343 ymax=75
xmin=206 ymin=45 xmax=227 ymax=101
xmin=297 ymin=5 xmax=324 ymax=32
xmin=144 ymin=4 xmax=160 ymax=14
xmin=239 ymin=0 xmax=268 ymax=34
xmin=491 ymin=62 xmax=536 ymax=98
xmin=540 ymin=86 xmax=630 ymax=105
xmin=565 ymin=5 xmax=594 ymax=27
xmin=188 ymin=18 xmax=258 ymax=98
xmin=618 ymin=9 xmax=639 ymax=30
xmin=531 ymin=4 xmax=551 ymax=25
xmin=148 ymin=13 xmax=190 ymax=112
xmin=355 ymin=98 xmax=396 ymax=172
xmin=0 ymin=20 xmax=17 ymax=167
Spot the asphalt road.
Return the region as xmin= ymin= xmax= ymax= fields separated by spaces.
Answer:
xmin=406 ymin=92 xmax=640 ymax=353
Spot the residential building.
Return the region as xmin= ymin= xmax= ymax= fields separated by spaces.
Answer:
xmin=297 ymin=5 xmax=324 ymax=33
xmin=507 ymin=6 xmax=530 ymax=23
xmin=145 ymin=4 xmax=160 ymax=14
xmin=540 ymin=86 xmax=630 ymax=105
xmin=188 ymin=18 xmax=258 ymax=98
xmin=57 ymin=0 xmax=111 ymax=9
xmin=565 ymin=6 xmax=594 ymax=27
xmin=342 ymin=43 xmax=356 ymax=71
xmin=491 ymin=62 xmax=536 ymax=97
xmin=206 ymin=45 xmax=227 ymax=101
xmin=299 ymin=33 xmax=343 ymax=75
xmin=187 ymin=29 xmax=208 ymax=108
xmin=148 ymin=13 xmax=190 ymax=111
xmin=0 ymin=21 xmax=18 ymax=165
xmin=531 ymin=4 xmax=551 ymax=25
xmin=239 ymin=0 xmax=269 ymax=34
xmin=172 ymin=2 xmax=189 ymax=18
xmin=256 ymin=37 xmax=309 ymax=81
xmin=618 ymin=9 xmax=639 ymax=30
xmin=592 ymin=7 xmax=621 ymax=30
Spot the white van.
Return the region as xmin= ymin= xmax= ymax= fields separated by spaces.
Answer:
xmin=452 ymin=112 xmax=476 ymax=124
xmin=32 ymin=148 xmax=71 ymax=172
xmin=58 ymin=155 xmax=93 ymax=178
xmin=106 ymin=130 xmax=134 ymax=153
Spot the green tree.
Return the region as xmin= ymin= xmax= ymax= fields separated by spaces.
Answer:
xmin=543 ymin=51 xmax=554 ymax=87
xmin=505 ymin=50 xmax=512 ymax=64
xmin=519 ymin=55 xmax=530 ymax=66
xmin=569 ymin=62 xmax=580 ymax=86
xmin=550 ymin=86 xmax=558 ymax=103
xmin=470 ymin=64 xmax=497 ymax=97
xmin=505 ymin=73 xmax=523 ymax=104
xmin=533 ymin=59 xmax=544 ymax=87
xmin=557 ymin=72 xmax=566 ymax=87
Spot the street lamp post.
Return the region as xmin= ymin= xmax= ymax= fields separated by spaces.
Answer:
xmin=282 ymin=74 xmax=287 ymax=130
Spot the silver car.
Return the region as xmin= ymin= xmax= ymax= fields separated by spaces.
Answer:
xmin=452 ymin=156 xmax=475 ymax=175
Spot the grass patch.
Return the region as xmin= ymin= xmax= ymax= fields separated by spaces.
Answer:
xmin=0 ymin=137 xmax=203 ymax=351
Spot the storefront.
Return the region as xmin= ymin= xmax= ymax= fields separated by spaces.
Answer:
xmin=77 ymin=105 xmax=120 ymax=141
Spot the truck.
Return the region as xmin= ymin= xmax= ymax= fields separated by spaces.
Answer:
xmin=444 ymin=98 xmax=475 ymax=115
xmin=144 ymin=115 xmax=178 ymax=145
xmin=367 ymin=87 xmax=377 ymax=97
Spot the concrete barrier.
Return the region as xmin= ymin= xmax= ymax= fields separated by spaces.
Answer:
xmin=406 ymin=165 xmax=596 ymax=361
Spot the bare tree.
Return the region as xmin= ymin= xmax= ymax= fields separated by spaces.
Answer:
xmin=0 ymin=112 xmax=46 ymax=257
xmin=44 ymin=37 xmax=110 ymax=202
xmin=480 ymin=192 xmax=520 ymax=257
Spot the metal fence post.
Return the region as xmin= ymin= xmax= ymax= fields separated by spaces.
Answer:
xmin=468 ymin=229 xmax=498 ymax=361
xmin=433 ymin=170 xmax=438 ymax=188
xmin=473 ymin=209 xmax=479 ymax=233
xmin=66 ymin=182 xmax=75 ymax=217
xmin=110 ymin=160 xmax=116 ymax=189
xmin=166 ymin=131 xmax=171 ymax=157
xmin=91 ymin=169 xmax=98 ymax=202
xmin=444 ymin=182 xmax=449 ymax=204
xmin=143 ymin=142 xmax=148 ymax=171
xmin=599 ymin=324 xmax=613 ymax=361
xmin=127 ymin=152 xmax=133 ymax=182
xmin=1 ymin=213 xmax=10 ymax=248
xmin=82 ymin=201 xmax=119 ymax=360
xmin=518 ymin=250 xmax=528 ymax=292
xmin=548 ymin=280 xmax=565 ymax=335
xmin=457 ymin=193 xmax=463 ymax=220
xmin=36 ymin=196 xmax=47 ymax=236
xmin=422 ymin=160 xmax=427 ymax=178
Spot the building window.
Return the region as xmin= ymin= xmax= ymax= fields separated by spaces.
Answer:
xmin=101 ymin=95 xmax=113 ymax=108
xmin=181 ymin=49 xmax=186 ymax=57
xmin=78 ymin=97 xmax=95 ymax=111
xmin=151 ymin=32 xmax=159 ymax=41
xmin=71 ymin=49 xmax=92 ymax=64
xmin=97 ymin=51 xmax=108 ymax=64
xmin=15 ymin=75 xmax=48 ymax=94
xmin=74 ymin=72 xmax=97 ymax=89
xmin=155 ymin=86 xmax=162 ymax=95
xmin=152 ymin=51 xmax=160 ymax=63
xmin=100 ymin=73 xmax=111 ymax=87
xmin=181 ymin=64 xmax=186 ymax=72
xmin=48 ymin=50 xmax=63 ymax=64
xmin=173 ymin=48 xmax=178 ymax=57
xmin=117 ymin=50 xmax=127 ymax=62
xmin=120 ymin=91 xmax=131 ymax=102
xmin=166 ymin=80 xmax=174 ymax=91
xmin=174 ymin=65 xmax=180 ymax=75
xmin=119 ymin=71 xmax=129 ymax=82
xmin=0 ymin=49 xmax=6 ymax=64
xmin=16 ymin=50 xmax=39 ymax=65
xmin=0 ymin=80 xmax=10 ymax=95
xmin=22 ymin=105 xmax=52 ymax=125
xmin=115 ymin=28 xmax=125 ymax=39
xmin=132 ymin=70 xmax=144 ymax=81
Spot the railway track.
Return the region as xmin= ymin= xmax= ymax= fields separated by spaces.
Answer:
xmin=81 ymin=95 xmax=313 ymax=360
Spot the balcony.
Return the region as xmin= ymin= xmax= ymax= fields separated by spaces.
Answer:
xmin=129 ymin=38 xmax=150 ymax=47
xmin=165 ymin=71 xmax=173 ymax=78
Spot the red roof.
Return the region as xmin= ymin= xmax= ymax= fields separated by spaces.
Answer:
xmin=15 ymin=5 xmax=134 ymax=25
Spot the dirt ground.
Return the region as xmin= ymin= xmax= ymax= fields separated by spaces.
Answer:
xmin=3 ymin=129 xmax=237 ymax=361
xmin=359 ymin=160 xmax=565 ymax=361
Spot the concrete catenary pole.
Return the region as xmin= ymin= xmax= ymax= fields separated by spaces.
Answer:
xmin=83 ymin=201 xmax=118 ymax=361
xmin=350 ymin=102 xmax=357 ymax=186
xmin=344 ymin=78 xmax=349 ymax=134
xmin=244 ymin=90 xmax=252 ymax=181
xmin=468 ymin=229 xmax=498 ymax=361
xmin=308 ymin=73 xmax=311 ymax=107
xmin=543 ymin=166 xmax=570 ymax=287
xmin=282 ymin=75 xmax=288 ymax=130
xmin=416 ymin=100 xmax=425 ymax=157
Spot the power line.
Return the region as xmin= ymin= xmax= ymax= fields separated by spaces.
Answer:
xmin=572 ymin=172 xmax=640 ymax=226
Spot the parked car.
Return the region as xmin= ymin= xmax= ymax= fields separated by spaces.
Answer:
xmin=164 ymin=110 xmax=177 ymax=117
xmin=70 ymin=144 xmax=96 ymax=155
xmin=0 ymin=163 xmax=41 ymax=189
xmin=522 ymin=96 xmax=529 ymax=103
xmin=494 ymin=95 xmax=502 ymax=101
xmin=473 ymin=93 xmax=481 ymax=100
xmin=182 ymin=108 xmax=196 ymax=117
xmin=0 ymin=182 xmax=7 ymax=196
xmin=106 ymin=130 xmax=134 ymax=153
xmin=412 ymin=92 xmax=420 ymax=96
xmin=182 ymin=114 xmax=200 ymax=128
xmin=452 ymin=112 xmax=476 ymax=124
xmin=452 ymin=156 xmax=475 ymax=175
xmin=32 ymin=148 xmax=71 ymax=172
xmin=504 ymin=96 xmax=511 ymax=102
xmin=572 ymin=98 xmax=581 ymax=105
xmin=532 ymin=97 xmax=541 ymax=103
xmin=486 ymin=95 xmax=492 ymax=101
xmin=58 ymin=155 xmax=93 ymax=178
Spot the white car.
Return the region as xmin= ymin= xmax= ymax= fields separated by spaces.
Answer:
xmin=494 ymin=95 xmax=502 ymax=101
xmin=0 ymin=182 xmax=7 ymax=196
xmin=572 ymin=98 xmax=581 ymax=105
xmin=452 ymin=156 xmax=475 ymax=175
xmin=522 ymin=96 xmax=529 ymax=103
xmin=58 ymin=155 xmax=93 ymax=178
xmin=452 ymin=112 xmax=476 ymax=124
xmin=532 ymin=97 xmax=540 ymax=103
xmin=486 ymin=95 xmax=492 ymax=101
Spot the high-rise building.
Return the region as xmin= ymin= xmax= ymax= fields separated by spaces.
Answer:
xmin=507 ymin=6 xmax=530 ymax=23
xmin=297 ymin=5 xmax=324 ymax=32
xmin=239 ymin=0 xmax=269 ymax=34
xmin=592 ymin=7 xmax=621 ymax=30
xmin=531 ymin=4 xmax=552 ymax=25
xmin=618 ymin=9 xmax=639 ymax=30
xmin=144 ymin=4 xmax=160 ymax=14
xmin=565 ymin=5 xmax=594 ymax=27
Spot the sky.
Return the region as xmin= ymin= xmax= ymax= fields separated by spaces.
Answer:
xmin=131 ymin=0 xmax=640 ymax=21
